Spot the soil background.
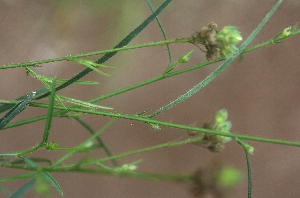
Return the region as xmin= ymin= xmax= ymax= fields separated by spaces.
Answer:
xmin=0 ymin=0 xmax=300 ymax=197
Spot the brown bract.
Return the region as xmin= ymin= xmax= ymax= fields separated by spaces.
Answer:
xmin=192 ymin=22 xmax=220 ymax=61
xmin=187 ymin=117 xmax=225 ymax=153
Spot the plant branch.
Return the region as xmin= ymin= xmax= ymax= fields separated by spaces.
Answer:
xmin=2 ymin=101 xmax=300 ymax=147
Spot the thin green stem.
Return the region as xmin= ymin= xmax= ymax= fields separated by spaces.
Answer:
xmin=1 ymin=27 xmax=298 ymax=70
xmin=50 ymin=117 xmax=117 ymax=167
xmin=2 ymin=101 xmax=300 ymax=147
xmin=237 ymin=139 xmax=252 ymax=198
xmin=0 ymin=143 xmax=43 ymax=157
xmin=0 ymin=162 xmax=191 ymax=182
xmin=73 ymin=117 xmax=118 ymax=167
xmin=0 ymin=39 xmax=190 ymax=69
xmin=241 ymin=29 xmax=300 ymax=54
xmin=0 ymin=27 xmax=297 ymax=120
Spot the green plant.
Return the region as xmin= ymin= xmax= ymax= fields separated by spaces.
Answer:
xmin=0 ymin=0 xmax=299 ymax=197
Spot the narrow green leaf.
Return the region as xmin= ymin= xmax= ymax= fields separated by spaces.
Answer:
xmin=147 ymin=0 xmax=282 ymax=118
xmin=34 ymin=0 xmax=173 ymax=100
xmin=0 ymin=88 xmax=48 ymax=114
xmin=21 ymin=156 xmax=39 ymax=168
xmin=0 ymin=185 xmax=11 ymax=196
xmin=9 ymin=179 xmax=36 ymax=198
xmin=146 ymin=0 xmax=172 ymax=67
xmin=59 ymin=95 xmax=114 ymax=110
xmin=0 ymin=173 xmax=37 ymax=183
xmin=74 ymin=117 xmax=118 ymax=167
xmin=25 ymin=67 xmax=67 ymax=110
xmin=0 ymin=91 xmax=36 ymax=130
xmin=12 ymin=157 xmax=52 ymax=166
xmin=67 ymin=58 xmax=112 ymax=77
xmin=42 ymin=76 xmax=99 ymax=85
xmin=20 ymin=157 xmax=63 ymax=196
xmin=43 ymin=78 xmax=56 ymax=143
xmin=41 ymin=171 xmax=63 ymax=196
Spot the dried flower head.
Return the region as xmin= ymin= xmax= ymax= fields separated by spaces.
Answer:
xmin=188 ymin=109 xmax=232 ymax=153
xmin=191 ymin=22 xmax=242 ymax=61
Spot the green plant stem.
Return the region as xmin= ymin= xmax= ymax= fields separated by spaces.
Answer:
xmin=0 ymin=39 xmax=191 ymax=69
xmin=77 ymin=137 xmax=204 ymax=167
xmin=51 ymin=117 xmax=118 ymax=167
xmin=1 ymin=27 xmax=299 ymax=70
xmin=0 ymin=136 xmax=202 ymax=181
xmin=0 ymin=26 xmax=298 ymax=127
xmin=242 ymin=29 xmax=300 ymax=54
xmin=0 ymin=162 xmax=191 ymax=182
xmin=0 ymin=143 xmax=43 ymax=157
xmin=2 ymin=101 xmax=300 ymax=147
xmin=73 ymin=117 xmax=118 ymax=167
xmin=236 ymin=138 xmax=252 ymax=198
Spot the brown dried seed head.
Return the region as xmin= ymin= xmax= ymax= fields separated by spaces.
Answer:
xmin=208 ymin=141 xmax=225 ymax=153
xmin=207 ymin=22 xmax=218 ymax=31
xmin=197 ymin=27 xmax=211 ymax=38
xmin=206 ymin=30 xmax=217 ymax=45
xmin=206 ymin=50 xmax=218 ymax=62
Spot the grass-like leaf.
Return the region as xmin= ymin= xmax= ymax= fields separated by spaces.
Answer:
xmin=0 ymin=173 xmax=36 ymax=183
xmin=34 ymin=0 xmax=173 ymax=100
xmin=43 ymin=78 xmax=56 ymax=143
xmin=147 ymin=0 xmax=283 ymax=118
xmin=21 ymin=156 xmax=39 ymax=168
xmin=25 ymin=67 xmax=66 ymax=109
xmin=74 ymin=117 xmax=118 ymax=167
xmin=9 ymin=179 xmax=36 ymax=198
xmin=0 ymin=91 xmax=36 ymax=130
xmin=0 ymin=88 xmax=47 ymax=114
xmin=146 ymin=0 xmax=172 ymax=67
xmin=21 ymin=157 xmax=63 ymax=196
xmin=59 ymin=95 xmax=114 ymax=110
xmin=40 ymin=171 xmax=63 ymax=196
xmin=67 ymin=58 xmax=114 ymax=77
xmin=0 ymin=185 xmax=11 ymax=196
xmin=11 ymin=158 xmax=52 ymax=166
xmin=35 ymin=76 xmax=99 ymax=85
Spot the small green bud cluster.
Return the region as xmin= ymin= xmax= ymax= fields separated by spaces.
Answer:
xmin=274 ymin=25 xmax=298 ymax=40
xmin=216 ymin=26 xmax=243 ymax=58
xmin=213 ymin=109 xmax=232 ymax=143
xmin=281 ymin=27 xmax=292 ymax=37
xmin=190 ymin=109 xmax=233 ymax=153
xmin=178 ymin=51 xmax=193 ymax=63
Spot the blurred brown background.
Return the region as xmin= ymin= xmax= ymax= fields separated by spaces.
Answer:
xmin=0 ymin=0 xmax=300 ymax=197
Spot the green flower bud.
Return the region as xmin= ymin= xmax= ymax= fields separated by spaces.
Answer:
xmin=215 ymin=109 xmax=228 ymax=123
xmin=245 ymin=144 xmax=254 ymax=155
xmin=281 ymin=27 xmax=292 ymax=37
xmin=218 ymin=121 xmax=232 ymax=132
xmin=45 ymin=142 xmax=59 ymax=150
xmin=220 ymin=44 xmax=238 ymax=58
xmin=178 ymin=51 xmax=193 ymax=63
xmin=216 ymin=26 xmax=242 ymax=58
xmin=215 ymin=134 xmax=232 ymax=144
xmin=149 ymin=123 xmax=161 ymax=130
xmin=224 ymin=33 xmax=243 ymax=44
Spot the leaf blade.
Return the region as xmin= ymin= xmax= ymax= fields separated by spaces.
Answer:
xmin=0 ymin=91 xmax=36 ymax=130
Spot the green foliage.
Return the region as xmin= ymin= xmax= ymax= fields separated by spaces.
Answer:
xmin=0 ymin=0 xmax=299 ymax=197
xmin=217 ymin=26 xmax=243 ymax=57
